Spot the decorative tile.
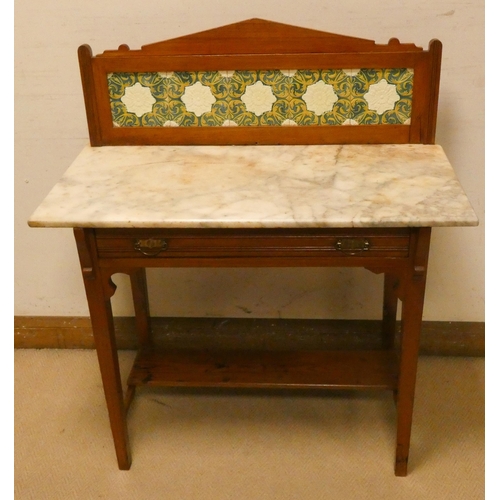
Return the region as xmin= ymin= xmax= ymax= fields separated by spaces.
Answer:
xmin=181 ymin=81 xmax=216 ymax=117
xmin=350 ymin=69 xmax=413 ymax=125
xmin=108 ymin=68 xmax=413 ymax=127
xmin=241 ymin=81 xmax=277 ymax=116
xmin=364 ymin=80 xmax=400 ymax=114
xmin=302 ymin=80 xmax=339 ymax=116
xmin=120 ymin=83 xmax=156 ymax=117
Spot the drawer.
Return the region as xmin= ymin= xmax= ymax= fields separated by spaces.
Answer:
xmin=95 ymin=228 xmax=411 ymax=259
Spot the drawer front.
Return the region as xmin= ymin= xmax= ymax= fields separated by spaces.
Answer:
xmin=95 ymin=228 xmax=410 ymax=259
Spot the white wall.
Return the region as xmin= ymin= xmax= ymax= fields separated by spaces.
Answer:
xmin=14 ymin=0 xmax=484 ymax=321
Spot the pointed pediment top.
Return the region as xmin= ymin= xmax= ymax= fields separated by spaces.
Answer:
xmin=101 ymin=18 xmax=422 ymax=56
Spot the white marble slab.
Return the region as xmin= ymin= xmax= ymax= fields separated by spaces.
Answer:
xmin=28 ymin=144 xmax=478 ymax=228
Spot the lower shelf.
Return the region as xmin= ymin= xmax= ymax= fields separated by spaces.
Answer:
xmin=127 ymin=348 xmax=399 ymax=390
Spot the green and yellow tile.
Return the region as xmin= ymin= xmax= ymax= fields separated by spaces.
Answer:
xmin=108 ymin=68 xmax=413 ymax=127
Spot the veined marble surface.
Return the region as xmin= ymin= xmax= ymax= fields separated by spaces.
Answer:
xmin=28 ymin=144 xmax=478 ymax=228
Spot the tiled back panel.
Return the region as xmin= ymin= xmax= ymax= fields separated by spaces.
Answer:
xmin=108 ymin=69 xmax=413 ymax=127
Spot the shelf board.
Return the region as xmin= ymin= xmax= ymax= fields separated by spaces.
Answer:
xmin=127 ymin=347 xmax=398 ymax=390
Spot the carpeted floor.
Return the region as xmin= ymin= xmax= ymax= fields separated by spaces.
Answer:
xmin=15 ymin=350 xmax=484 ymax=499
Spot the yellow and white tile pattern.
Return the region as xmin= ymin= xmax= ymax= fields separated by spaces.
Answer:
xmin=108 ymin=69 xmax=413 ymax=127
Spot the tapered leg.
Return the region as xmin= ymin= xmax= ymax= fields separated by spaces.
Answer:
xmin=394 ymin=228 xmax=431 ymax=476
xmin=383 ymin=273 xmax=401 ymax=406
xmin=125 ymin=268 xmax=152 ymax=412
xmin=88 ymin=292 xmax=131 ymax=469
xmin=382 ymin=273 xmax=399 ymax=349
xmin=74 ymin=228 xmax=131 ymax=470
xmin=129 ymin=268 xmax=151 ymax=346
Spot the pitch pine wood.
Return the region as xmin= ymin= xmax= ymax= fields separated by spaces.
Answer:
xmin=74 ymin=228 xmax=131 ymax=470
xmin=128 ymin=348 xmax=398 ymax=390
xmin=72 ymin=19 xmax=444 ymax=475
xmin=78 ymin=18 xmax=441 ymax=146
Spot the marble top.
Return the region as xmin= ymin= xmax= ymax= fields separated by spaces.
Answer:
xmin=28 ymin=144 xmax=478 ymax=229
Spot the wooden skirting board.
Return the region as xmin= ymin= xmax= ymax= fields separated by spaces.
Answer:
xmin=14 ymin=316 xmax=484 ymax=356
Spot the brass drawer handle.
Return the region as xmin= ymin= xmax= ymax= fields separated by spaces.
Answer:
xmin=134 ymin=238 xmax=168 ymax=256
xmin=335 ymin=238 xmax=370 ymax=255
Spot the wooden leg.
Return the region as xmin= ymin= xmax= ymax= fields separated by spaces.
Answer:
xmin=382 ymin=273 xmax=399 ymax=349
xmin=129 ymin=268 xmax=151 ymax=346
xmin=126 ymin=268 xmax=151 ymax=412
xmin=89 ymin=293 xmax=131 ymax=470
xmin=394 ymin=228 xmax=431 ymax=476
xmin=74 ymin=229 xmax=131 ymax=470
xmin=382 ymin=273 xmax=401 ymax=405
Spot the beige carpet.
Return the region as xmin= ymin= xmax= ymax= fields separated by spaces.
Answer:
xmin=15 ymin=350 xmax=484 ymax=499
